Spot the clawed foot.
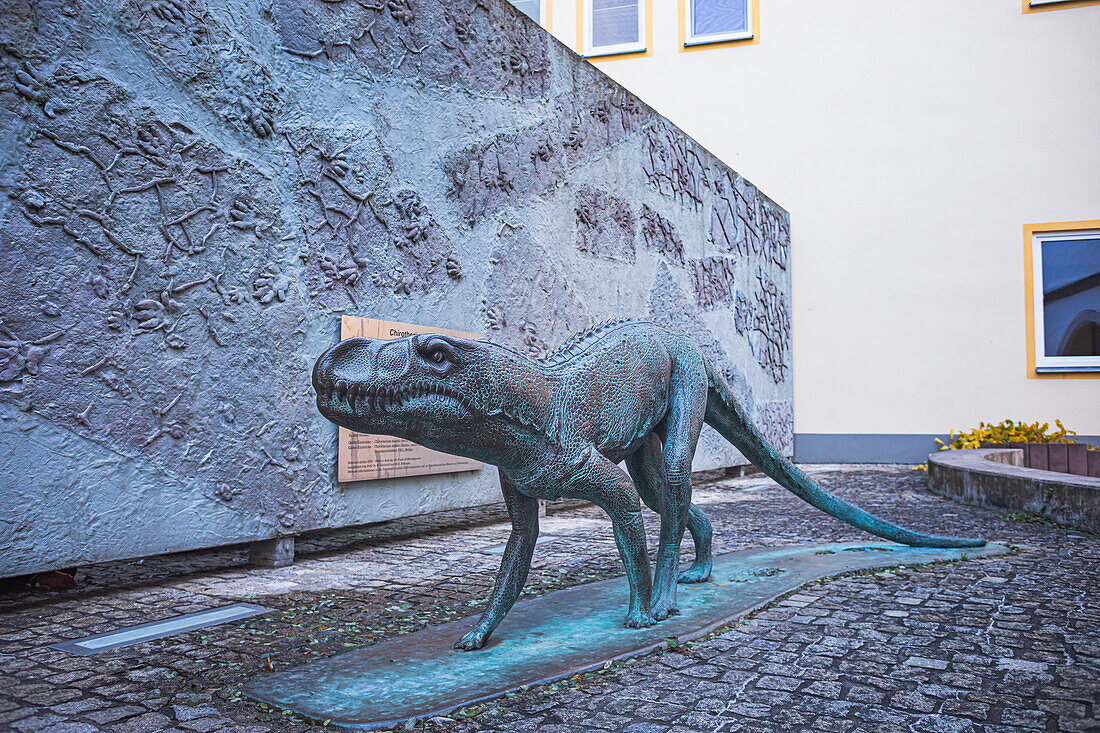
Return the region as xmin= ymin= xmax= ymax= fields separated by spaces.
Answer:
xmin=623 ymin=608 xmax=656 ymax=628
xmin=649 ymin=598 xmax=680 ymax=621
xmin=454 ymin=625 xmax=491 ymax=651
xmin=677 ymin=564 xmax=712 ymax=584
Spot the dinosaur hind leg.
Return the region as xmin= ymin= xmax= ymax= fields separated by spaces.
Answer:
xmin=677 ymin=503 xmax=713 ymax=584
xmin=626 ymin=435 xmax=713 ymax=585
xmin=648 ymin=359 xmax=708 ymax=621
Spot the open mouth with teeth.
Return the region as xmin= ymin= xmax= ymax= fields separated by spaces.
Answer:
xmin=314 ymin=377 xmax=474 ymax=419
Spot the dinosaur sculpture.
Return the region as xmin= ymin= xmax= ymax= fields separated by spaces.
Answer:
xmin=312 ymin=319 xmax=984 ymax=650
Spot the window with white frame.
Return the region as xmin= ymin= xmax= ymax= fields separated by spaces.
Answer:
xmin=584 ymin=0 xmax=645 ymax=57
xmin=685 ymin=0 xmax=752 ymax=45
xmin=509 ymin=0 xmax=547 ymax=27
xmin=1032 ymin=229 xmax=1100 ymax=372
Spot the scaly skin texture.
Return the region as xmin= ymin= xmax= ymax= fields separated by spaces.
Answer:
xmin=312 ymin=319 xmax=984 ymax=650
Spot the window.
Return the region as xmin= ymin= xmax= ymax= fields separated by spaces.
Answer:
xmin=1031 ymin=228 xmax=1100 ymax=372
xmin=584 ymin=0 xmax=646 ymax=57
xmin=684 ymin=0 xmax=753 ymax=45
xmin=509 ymin=0 xmax=547 ymax=27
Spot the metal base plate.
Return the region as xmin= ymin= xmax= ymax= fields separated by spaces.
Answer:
xmin=52 ymin=603 xmax=269 ymax=655
xmin=244 ymin=541 xmax=1006 ymax=730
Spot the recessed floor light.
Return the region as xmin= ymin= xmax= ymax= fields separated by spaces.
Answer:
xmin=51 ymin=603 xmax=269 ymax=655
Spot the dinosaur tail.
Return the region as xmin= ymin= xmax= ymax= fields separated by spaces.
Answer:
xmin=703 ymin=362 xmax=985 ymax=549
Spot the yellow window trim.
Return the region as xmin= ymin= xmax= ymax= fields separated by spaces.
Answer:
xmin=1023 ymin=0 xmax=1100 ymax=13
xmin=576 ymin=0 xmax=653 ymax=61
xmin=1023 ymin=220 xmax=1100 ymax=379
xmin=678 ymin=0 xmax=760 ymax=51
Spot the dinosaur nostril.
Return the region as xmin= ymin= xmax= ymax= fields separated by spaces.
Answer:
xmin=314 ymin=337 xmax=379 ymax=393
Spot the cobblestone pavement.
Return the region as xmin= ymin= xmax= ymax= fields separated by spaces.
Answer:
xmin=1 ymin=466 xmax=1097 ymax=732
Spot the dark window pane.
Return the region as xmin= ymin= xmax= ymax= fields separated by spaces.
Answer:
xmin=692 ymin=0 xmax=748 ymax=37
xmin=1041 ymin=237 xmax=1100 ymax=357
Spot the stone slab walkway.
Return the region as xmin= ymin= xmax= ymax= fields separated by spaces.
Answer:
xmin=1 ymin=466 xmax=1097 ymax=732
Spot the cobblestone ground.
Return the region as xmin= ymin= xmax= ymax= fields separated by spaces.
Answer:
xmin=1 ymin=466 xmax=1097 ymax=732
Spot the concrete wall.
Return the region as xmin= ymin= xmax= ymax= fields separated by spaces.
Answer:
xmin=543 ymin=0 xmax=1100 ymax=458
xmin=0 ymin=0 xmax=791 ymax=575
xmin=928 ymin=448 xmax=1100 ymax=535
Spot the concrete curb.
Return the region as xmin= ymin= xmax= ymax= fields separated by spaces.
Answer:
xmin=927 ymin=448 xmax=1100 ymax=534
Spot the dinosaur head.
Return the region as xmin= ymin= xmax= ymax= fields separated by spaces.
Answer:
xmin=312 ymin=334 xmax=501 ymax=455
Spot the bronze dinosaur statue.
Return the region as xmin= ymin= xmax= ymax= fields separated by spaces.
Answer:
xmin=312 ymin=319 xmax=983 ymax=650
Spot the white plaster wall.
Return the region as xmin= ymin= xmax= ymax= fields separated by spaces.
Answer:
xmin=547 ymin=0 xmax=1100 ymax=435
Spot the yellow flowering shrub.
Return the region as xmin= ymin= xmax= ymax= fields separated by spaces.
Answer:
xmin=935 ymin=419 xmax=1079 ymax=451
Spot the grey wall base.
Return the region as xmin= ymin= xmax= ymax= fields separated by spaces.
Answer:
xmin=795 ymin=434 xmax=944 ymax=464
xmin=250 ymin=537 xmax=295 ymax=569
xmin=928 ymin=448 xmax=1100 ymax=534
xmin=795 ymin=433 xmax=1100 ymax=464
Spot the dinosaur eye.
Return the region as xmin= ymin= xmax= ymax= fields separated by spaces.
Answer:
xmin=418 ymin=337 xmax=458 ymax=373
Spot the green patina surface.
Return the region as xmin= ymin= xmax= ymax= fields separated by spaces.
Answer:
xmin=244 ymin=541 xmax=1007 ymax=730
xmin=313 ymin=321 xmax=984 ymax=653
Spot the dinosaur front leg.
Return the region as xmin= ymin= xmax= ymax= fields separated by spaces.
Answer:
xmin=454 ymin=471 xmax=539 ymax=651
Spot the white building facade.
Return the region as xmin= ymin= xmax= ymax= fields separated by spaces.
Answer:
xmin=512 ymin=0 xmax=1100 ymax=461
